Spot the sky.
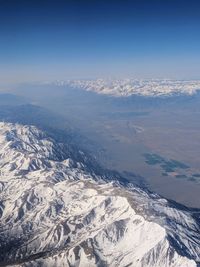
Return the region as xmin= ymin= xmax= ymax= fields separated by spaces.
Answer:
xmin=0 ymin=0 xmax=200 ymax=83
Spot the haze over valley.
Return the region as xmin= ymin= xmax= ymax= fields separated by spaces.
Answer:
xmin=1 ymin=79 xmax=200 ymax=208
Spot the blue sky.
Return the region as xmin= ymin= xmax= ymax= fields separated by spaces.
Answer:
xmin=0 ymin=0 xmax=200 ymax=82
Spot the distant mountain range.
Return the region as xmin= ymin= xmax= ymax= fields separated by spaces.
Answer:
xmin=0 ymin=122 xmax=199 ymax=267
xmin=49 ymin=79 xmax=200 ymax=97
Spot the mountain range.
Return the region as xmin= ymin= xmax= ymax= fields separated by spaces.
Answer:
xmin=50 ymin=79 xmax=200 ymax=97
xmin=0 ymin=122 xmax=199 ymax=267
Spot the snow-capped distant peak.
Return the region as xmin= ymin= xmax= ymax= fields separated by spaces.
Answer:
xmin=52 ymin=79 xmax=200 ymax=97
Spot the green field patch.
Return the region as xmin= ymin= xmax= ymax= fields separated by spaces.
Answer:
xmin=188 ymin=177 xmax=197 ymax=182
xmin=143 ymin=153 xmax=190 ymax=175
xmin=162 ymin=172 xmax=168 ymax=176
xmin=143 ymin=153 xmax=165 ymax=165
xmin=175 ymin=174 xmax=187 ymax=179
xmin=192 ymin=173 xmax=200 ymax=178
xmin=169 ymin=160 xmax=189 ymax=169
xmin=162 ymin=167 xmax=174 ymax=173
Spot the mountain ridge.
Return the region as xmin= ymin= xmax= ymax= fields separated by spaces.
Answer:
xmin=0 ymin=122 xmax=199 ymax=267
xmin=50 ymin=79 xmax=200 ymax=97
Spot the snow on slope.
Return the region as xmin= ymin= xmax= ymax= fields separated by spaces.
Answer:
xmin=0 ymin=122 xmax=199 ymax=267
xmin=52 ymin=79 xmax=200 ymax=97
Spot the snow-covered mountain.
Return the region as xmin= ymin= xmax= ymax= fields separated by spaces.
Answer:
xmin=51 ymin=79 xmax=200 ymax=97
xmin=0 ymin=122 xmax=199 ymax=267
